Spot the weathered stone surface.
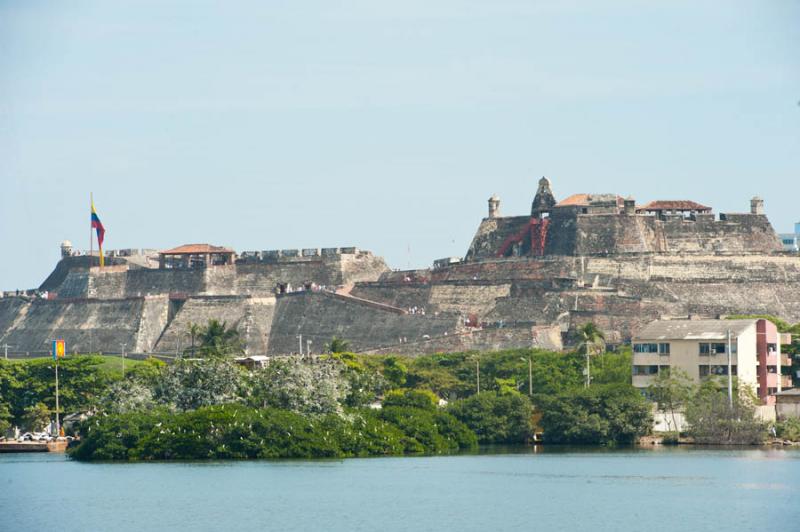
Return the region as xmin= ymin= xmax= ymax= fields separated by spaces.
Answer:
xmin=267 ymin=291 xmax=459 ymax=354
xmin=4 ymin=186 xmax=798 ymax=356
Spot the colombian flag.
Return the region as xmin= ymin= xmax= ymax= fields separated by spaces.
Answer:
xmin=91 ymin=201 xmax=106 ymax=267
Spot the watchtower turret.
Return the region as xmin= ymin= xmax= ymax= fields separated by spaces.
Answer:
xmin=531 ymin=177 xmax=556 ymax=218
xmin=750 ymin=196 xmax=764 ymax=215
xmin=488 ymin=194 xmax=501 ymax=219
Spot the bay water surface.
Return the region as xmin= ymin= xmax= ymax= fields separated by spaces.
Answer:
xmin=2 ymin=446 xmax=798 ymax=531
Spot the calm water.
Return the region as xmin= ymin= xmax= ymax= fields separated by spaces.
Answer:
xmin=2 ymin=447 xmax=799 ymax=531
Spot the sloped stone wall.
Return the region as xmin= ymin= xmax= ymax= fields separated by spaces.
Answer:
xmin=267 ymin=291 xmax=458 ymax=355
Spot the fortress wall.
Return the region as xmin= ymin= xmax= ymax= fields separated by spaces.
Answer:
xmin=231 ymin=261 xmax=343 ymax=295
xmin=349 ymin=283 xmax=432 ymax=310
xmin=39 ymin=256 xmax=90 ymax=292
xmin=652 ymin=281 xmax=800 ymax=323
xmin=239 ymin=298 xmax=276 ymax=355
xmin=434 ymin=258 xmax=576 ymax=282
xmin=466 ymin=216 xmax=530 ymax=260
xmin=340 ymin=253 xmax=390 ymax=284
xmin=361 ymin=324 xmax=563 ymax=357
xmin=90 ymin=268 xmax=127 ymax=299
xmin=0 ymin=298 xmax=29 ymax=344
xmin=153 ymin=296 xmax=263 ymax=354
xmin=581 ymin=255 xmax=800 ymax=283
xmin=0 ymin=299 xmax=146 ymax=354
xmin=135 ymin=296 xmax=171 ymax=352
xmin=266 ymin=292 xmax=459 ymax=355
xmin=204 ymin=265 xmax=237 ymax=295
xmin=55 ymin=270 xmax=90 ymax=299
xmin=123 ymin=268 xmax=205 ymax=297
xmin=428 ymin=283 xmax=512 ymax=316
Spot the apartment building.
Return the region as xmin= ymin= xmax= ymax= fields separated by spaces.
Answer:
xmin=632 ymin=318 xmax=792 ymax=405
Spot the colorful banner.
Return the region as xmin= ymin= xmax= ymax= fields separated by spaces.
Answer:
xmin=91 ymin=200 xmax=106 ymax=267
xmin=52 ymin=339 xmax=65 ymax=360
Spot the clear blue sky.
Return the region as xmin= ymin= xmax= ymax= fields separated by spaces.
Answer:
xmin=1 ymin=0 xmax=798 ymax=290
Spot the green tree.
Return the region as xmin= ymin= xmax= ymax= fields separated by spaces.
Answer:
xmin=154 ymin=358 xmax=245 ymax=411
xmin=647 ymin=368 xmax=694 ymax=432
xmin=685 ymin=379 xmax=766 ymax=444
xmin=247 ymin=358 xmax=349 ymax=414
xmin=126 ymin=357 xmax=165 ymax=387
xmin=0 ymin=402 xmax=12 ymax=435
xmin=100 ymin=380 xmax=156 ymax=414
xmin=187 ymin=322 xmax=202 ymax=358
xmin=382 ymin=356 xmax=408 ymax=387
xmin=21 ymin=402 xmax=51 ymax=432
xmin=325 ymin=336 xmax=351 ymax=354
xmin=448 ymin=392 xmax=534 ymax=444
xmin=538 ymin=384 xmax=652 ymax=445
xmin=188 ymin=319 xmax=244 ymax=358
xmin=382 ymin=389 xmax=438 ymax=410
xmin=0 ymin=356 xmax=113 ymax=426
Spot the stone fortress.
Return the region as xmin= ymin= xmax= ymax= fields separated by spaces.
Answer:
xmin=1 ymin=178 xmax=798 ymax=357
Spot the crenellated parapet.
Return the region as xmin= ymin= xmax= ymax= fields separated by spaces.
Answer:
xmin=466 ymin=179 xmax=782 ymax=259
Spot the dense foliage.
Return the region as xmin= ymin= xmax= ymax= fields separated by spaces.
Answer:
xmin=447 ymin=392 xmax=534 ymax=444
xmin=69 ymin=404 xmax=476 ymax=461
xmin=0 ymin=356 xmax=114 ymax=429
xmin=684 ymin=380 xmax=766 ymax=445
xmin=537 ymin=384 xmax=652 ymax=445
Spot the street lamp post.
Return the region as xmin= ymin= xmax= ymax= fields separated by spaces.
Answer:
xmin=296 ymin=334 xmax=303 ymax=356
xmin=520 ymin=356 xmax=533 ymax=396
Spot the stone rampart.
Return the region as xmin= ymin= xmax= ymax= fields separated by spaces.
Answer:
xmin=0 ymin=297 xmax=167 ymax=355
xmin=153 ymin=295 xmax=276 ymax=355
xmin=267 ymin=291 xmax=459 ymax=355
xmin=467 ymin=210 xmax=782 ymax=259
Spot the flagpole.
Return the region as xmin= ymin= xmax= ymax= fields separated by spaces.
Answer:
xmin=89 ymin=192 xmax=93 ymax=272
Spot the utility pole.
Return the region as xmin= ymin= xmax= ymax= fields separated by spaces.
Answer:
xmin=297 ymin=334 xmax=303 ymax=356
xmin=528 ymin=356 xmax=533 ymax=396
xmin=54 ymin=354 xmax=60 ymax=437
xmin=476 ymin=357 xmax=481 ymax=394
xmin=585 ymin=351 xmax=591 ymax=388
xmin=727 ymin=329 xmax=733 ymax=409
xmin=520 ymin=356 xmax=533 ymax=396
xmin=120 ymin=343 xmax=127 ymax=378
xmin=2 ymin=343 xmax=12 ymax=360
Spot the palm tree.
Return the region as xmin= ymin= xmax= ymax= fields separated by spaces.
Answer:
xmin=187 ymin=322 xmax=202 ymax=358
xmin=325 ymin=336 xmax=350 ymax=354
xmin=185 ymin=319 xmax=244 ymax=358
xmin=577 ymin=322 xmax=606 ymax=387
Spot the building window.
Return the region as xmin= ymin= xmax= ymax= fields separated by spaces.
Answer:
xmin=659 ymin=343 xmax=670 ymax=355
xmin=633 ymin=365 xmax=660 ymax=376
xmin=700 ymin=365 xmax=737 ymax=376
xmin=634 ymin=343 xmax=659 ymax=353
xmin=700 ymin=343 xmax=726 ymax=355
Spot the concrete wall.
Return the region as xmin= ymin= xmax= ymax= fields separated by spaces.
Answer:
xmin=632 ymin=329 xmax=757 ymax=390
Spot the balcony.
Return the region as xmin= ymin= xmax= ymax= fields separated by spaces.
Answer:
xmin=766 ymin=373 xmax=781 ymax=388
xmin=782 ymin=375 xmax=792 ymax=388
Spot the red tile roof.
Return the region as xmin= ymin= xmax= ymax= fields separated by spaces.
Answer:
xmin=638 ymin=200 xmax=711 ymax=212
xmin=159 ymin=244 xmax=235 ymax=255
